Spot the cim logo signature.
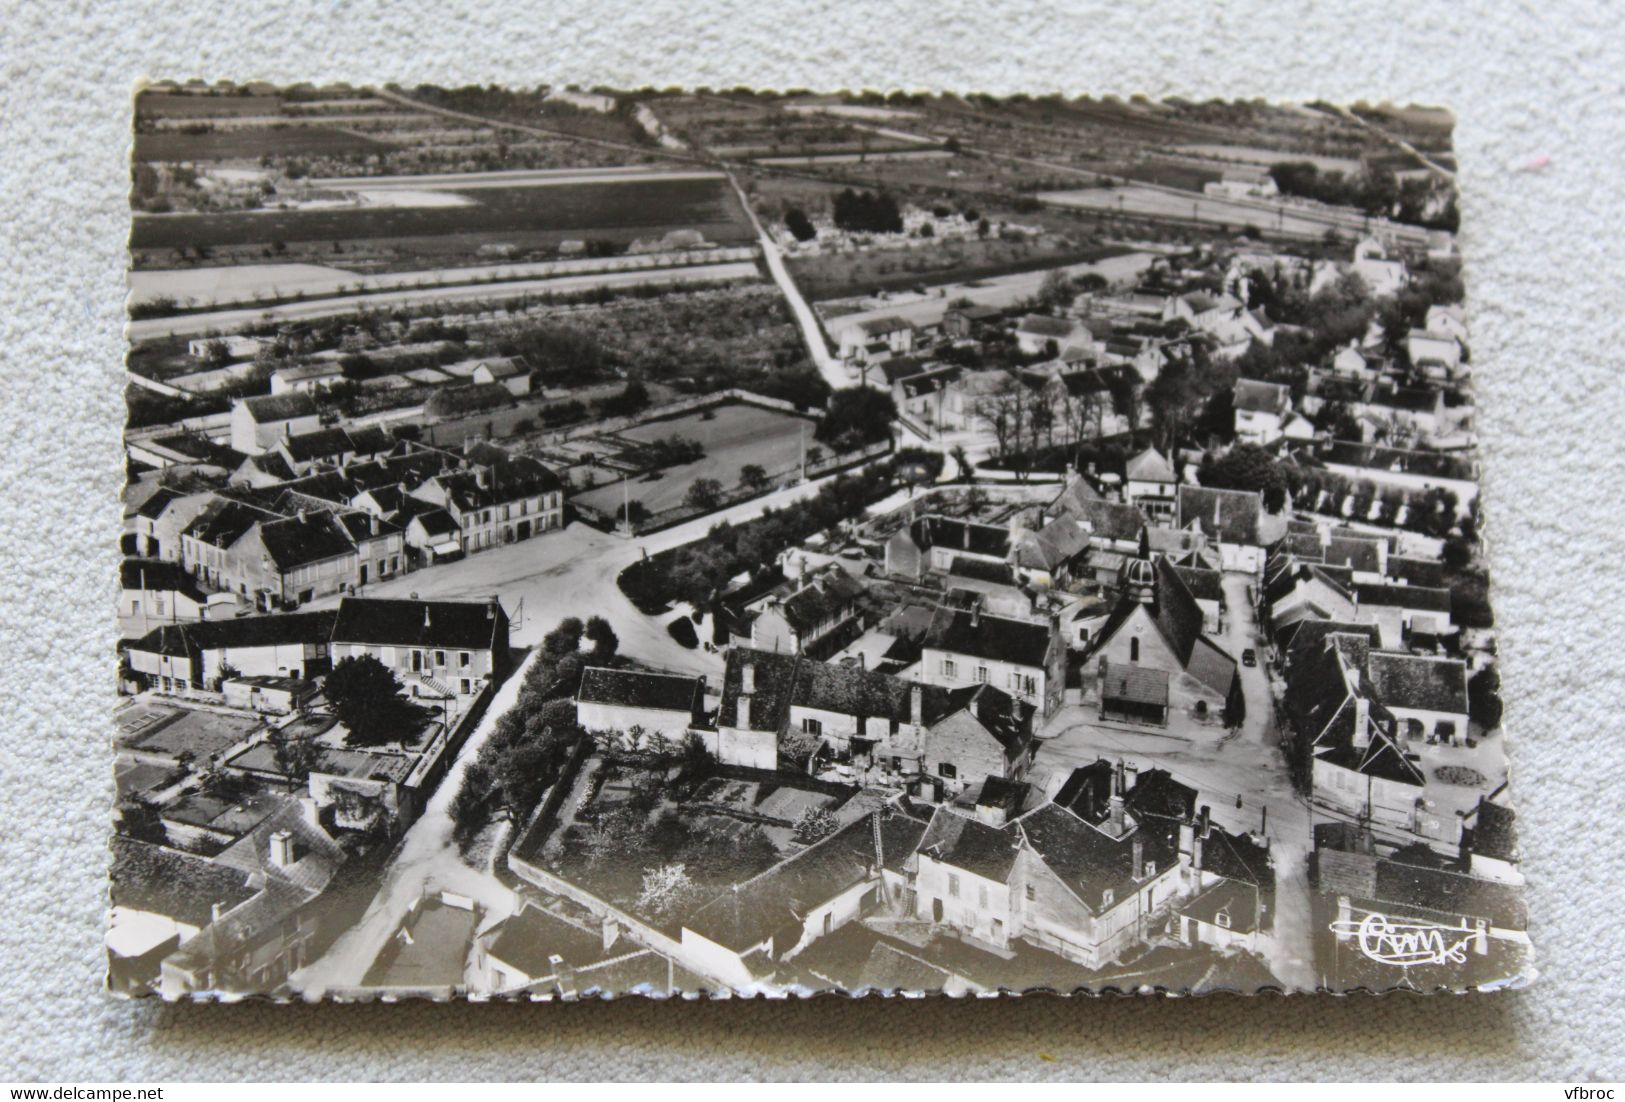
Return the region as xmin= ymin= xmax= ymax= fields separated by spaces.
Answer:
xmin=1328 ymin=911 xmax=1484 ymax=967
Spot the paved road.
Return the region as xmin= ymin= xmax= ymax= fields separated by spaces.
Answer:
xmin=1034 ymin=569 xmax=1318 ymax=990
xmin=724 ymin=170 xmax=849 ymax=391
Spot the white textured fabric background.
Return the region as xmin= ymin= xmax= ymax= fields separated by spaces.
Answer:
xmin=3 ymin=0 xmax=1622 ymax=1081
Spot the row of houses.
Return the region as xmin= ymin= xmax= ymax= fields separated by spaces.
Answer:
xmin=124 ymin=434 xmax=565 ymax=615
xmin=123 ymin=595 xmax=511 ymax=702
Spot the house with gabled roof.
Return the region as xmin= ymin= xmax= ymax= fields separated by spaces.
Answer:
xmin=1233 ymin=378 xmax=1309 ymax=446
xmin=1176 ymin=484 xmax=1277 ymax=573
xmin=147 ymin=795 xmax=350 ymax=998
xmin=408 ymin=444 xmax=565 ymax=552
xmin=330 ymin=595 xmax=509 ymax=699
xmin=576 ymin=666 xmax=706 ymax=747
xmin=122 ymin=609 xmax=338 ymax=692
xmin=710 ymin=647 xmax=1038 ymax=800
xmin=676 ymin=808 xmax=930 ymax=987
xmin=733 ymin=566 xmax=866 ymax=659
xmin=919 ymin=604 xmax=1066 ymax=718
xmin=911 ymin=775 xmax=1188 ymax=968
xmin=1282 ymin=632 xmax=1429 ymax=836
xmin=229 ymin=393 xmax=322 ymax=456
xmin=1124 ymin=445 xmax=1178 ymax=524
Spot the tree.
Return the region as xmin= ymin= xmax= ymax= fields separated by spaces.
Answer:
xmin=266 ymin=723 xmax=323 ymax=787
xmin=543 ymin=617 xmax=584 ymax=659
xmin=585 ymin=615 xmax=619 ymax=660
xmin=1202 ymin=444 xmax=1289 ymax=512
xmin=324 ymin=655 xmax=410 ymax=747
xmin=739 ymin=463 xmax=770 ymax=493
xmin=198 ymin=338 xmax=232 ymax=369
xmin=1468 ymin=667 xmax=1504 ymax=731
xmin=636 ymin=862 xmax=701 ymax=922
xmin=818 ymin=387 xmax=897 ymax=448
xmin=784 ymin=208 xmax=816 ymax=241
xmin=1037 ymin=269 xmax=1074 ymax=312
xmin=117 ymin=797 xmax=167 ymax=844
xmin=616 ymin=499 xmax=649 ymax=526
xmin=793 ymin=806 xmax=839 ymax=845
xmin=950 ymin=444 xmax=973 ymax=482
xmin=685 ymin=478 xmax=724 ymax=511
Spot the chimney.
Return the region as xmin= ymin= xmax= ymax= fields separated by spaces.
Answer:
xmin=1132 ymin=836 xmax=1145 ymax=880
xmin=1353 ymin=696 xmax=1371 ymax=748
xmin=856 ymin=651 xmax=865 ymax=670
xmin=487 ymin=596 xmax=498 ymax=620
xmin=1198 ymin=804 xmax=1210 ymax=836
xmin=601 ymin=917 xmax=620 ymax=953
xmin=548 ymin=954 xmax=577 ymax=1000
xmin=1213 ymin=495 xmax=1222 ymax=530
xmin=969 ymin=605 xmax=980 ymax=628
xmin=1109 ymin=763 xmax=1126 ymax=834
xmin=741 ymin=662 xmax=756 ymax=695
xmin=298 ymin=796 xmax=321 ymax=831
xmin=962 ymin=523 xmax=970 ymax=550
xmin=268 ymin=829 xmax=295 ymax=869
xmin=1192 ymin=830 xmax=1204 ymax=872
xmin=910 ymin=684 xmax=923 ymax=727
xmin=370 ymin=513 xmax=380 ymax=536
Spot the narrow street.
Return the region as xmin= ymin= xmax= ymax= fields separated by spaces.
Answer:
xmin=724 ymin=170 xmax=851 ymax=392
xmin=290 ymin=644 xmax=547 ymax=996
xmin=1035 ymin=569 xmax=1318 ymax=990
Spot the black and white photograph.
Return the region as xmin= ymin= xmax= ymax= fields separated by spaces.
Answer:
xmin=110 ymin=81 xmax=1529 ymax=1001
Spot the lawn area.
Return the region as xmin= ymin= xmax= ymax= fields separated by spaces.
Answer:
xmin=574 ymin=402 xmax=818 ymax=515
xmin=129 ymin=177 xmax=754 ymax=252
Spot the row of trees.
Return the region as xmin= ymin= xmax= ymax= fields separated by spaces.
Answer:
xmin=1268 ymin=162 xmax=1460 ymax=231
xmin=619 ymin=462 xmax=905 ymax=611
xmin=448 ymin=615 xmax=618 ymax=852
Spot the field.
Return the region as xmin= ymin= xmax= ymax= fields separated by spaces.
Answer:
xmin=129 ymin=176 xmax=754 ymax=253
xmin=133 ymin=127 xmax=394 ymax=162
xmin=789 ymin=240 xmax=1128 ymax=302
xmin=573 ymin=402 xmax=817 ymax=515
xmin=135 ymin=92 xmax=285 ymax=118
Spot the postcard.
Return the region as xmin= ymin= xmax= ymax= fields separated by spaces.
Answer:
xmin=112 ymin=83 xmax=1528 ymax=999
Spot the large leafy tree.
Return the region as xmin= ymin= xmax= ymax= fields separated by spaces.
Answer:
xmin=817 ymin=387 xmax=898 ymax=449
xmin=324 ymin=655 xmax=411 ymax=747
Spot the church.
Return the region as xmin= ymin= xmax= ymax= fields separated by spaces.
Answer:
xmin=1086 ymin=536 xmax=1244 ymax=729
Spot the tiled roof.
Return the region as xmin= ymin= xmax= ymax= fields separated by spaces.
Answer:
xmin=1016 ymin=314 xmax=1077 ymax=338
xmin=777 ymin=571 xmax=865 ymax=635
xmin=1124 ymin=446 xmax=1176 ymax=483
xmin=125 ymin=610 xmax=338 ymax=657
xmin=917 ymin=807 xmax=1020 ymax=884
xmin=577 ymin=667 xmax=703 ymax=717
xmin=241 ymin=393 xmax=319 ymax=423
xmin=1017 ymin=803 xmax=1181 ymax=914
xmin=256 ymin=512 xmax=357 ymax=570
xmin=684 ymin=810 xmax=927 ymax=952
xmin=1366 ymin=652 xmax=1468 ymax=715
xmin=1178 ymin=484 xmax=1262 ymax=546
xmin=922 ymin=607 xmax=1052 ymax=669
xmin=331 ymin=596 xmax=503 ymax=651
xmin=108 ymin=837 xmax=256 ymax=928
xmin=1101 ymin=663 xmax=1169 ymax=707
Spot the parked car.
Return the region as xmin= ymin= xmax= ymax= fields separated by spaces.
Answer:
xmin=1241 ymin=648 xmax=1257 ymax=667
